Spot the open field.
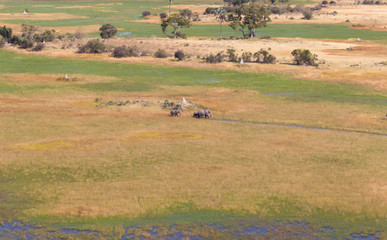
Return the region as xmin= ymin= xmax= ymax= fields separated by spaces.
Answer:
xmin=0 ymin=0 xmax=386 ymax=239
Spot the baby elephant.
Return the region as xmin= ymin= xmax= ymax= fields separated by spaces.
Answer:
xmin=170 ymin=109 xmax=181 ymax=117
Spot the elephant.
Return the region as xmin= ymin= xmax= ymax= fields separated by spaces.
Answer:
xmin=193 ymin=112 xmax=199 ymax=118
xmin=170 ymin=109 xmax=181 ymax=117
xmin=204 ymin=109 xmax=212 ymax=118
xmin=197 ymin=110 xmax=207 ymax=118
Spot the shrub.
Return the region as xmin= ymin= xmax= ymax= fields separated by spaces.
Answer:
xmin=142 ymin=11 xmax=151 ymax=17
xmin=0 ymin=25 xmax=12 ymax=41
xmin=329 ymin=0 xmax=336 ymax=4
xmin=34 ymin=30 xmax=55 ymax=42
xmin=322 ymin=0 xmax=328 ymax=4
xmin=31 ymin=42 xmax=45 ymax=51
xmin=20 ymin=39 xmax=34 ymax=49
xmin=175 ymin=32 xmax=187 ymax=39
xmin=0 ymin=36 xmax=4 ymax=48
xmin=241 ymin=52 xmax=253 ymax=62
xmin=99 ymin=24 xmax=117 ymax=40
xmin=291 ymin=49 xmax=318 ymax=66
xmin=112 ymin=45 xmax=130 ymax=58
xmin=127 ymin=46 xmax=139 ymax=57
xmin=205 ymin=52 xmax=225 ymax=63
xmin=226 ymin=48 xmax=238 ymax=62
xmin=260 ymin=35 xmax=271 ymax=39
xmin=75 ymin=30 xmax=86 ymax=39
xmin=204 ymin=7 xmax=217 ymax=14
xmin=302 ymin=9 xmax=313 ymax=20
xmin=174 ymin=50 xmax=185 ymax=61
xmin=78 ymin=39 xmax=106 ymax=54
xmin=9 ymin=35 xmax=22 ymax=45
xmin=179 ymin=9 xmax=192 ymax=19
xmin=154 ymin=49 xmax=168 ymax=58
xmin=159 ymin=12 xmax=167 ymax=19
xmin=253 ymin=48 xmax=276 ymax=64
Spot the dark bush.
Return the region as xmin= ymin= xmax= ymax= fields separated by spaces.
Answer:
xmin=34 ymin=30 xmax=55 ymax=42
xmin=31 ymin=42 xmax=45 ymax=51
xmin=204 ymin=7 xmax=217 ymax=14
xmin=329 ymin=0 xmax=336 ymax=3
xmin=291 ymin=49 xmax=318 ymax=66
xmin=205 ymin=52 xmax=225 ymax=63
xmin=302 ymin=9 xmax=313 ymax=20
xmin=322 ymin=0 xmax=328 ymax=4
xmin=0 ymin=37 xmax=5 ymax=48
xmin=241 ymin=52 xmax=253 ymax=62
xmin=112 ymin=45 xmax=129 ymax=58
xmin=154 ymin=49 xmax=168 ymax=58
xmin=226 ymin=48 xmax=238 ymax=62
xmin=175 ymin=32 xmax=187 ymax=39
xmin=179 ymin=9 xmax=192 ymax=19
xmin=0 ymin=25 xmax=12 ymax=41
xmin=20 ymin=39 xmax=34 ymax=49
xmin=174 ymin=50 xmax=185 ymax=61
xmin=159 ymin=12 xmax=167 ymax=19
xmin=260 ymin=35 xmax=271 ymax=39
xmin=142 ymin=11 xmax=151 ymax=17
xmin=253 ymin=48 xmax=276 ymax=64
xmin=78 ymin=39 xmax=106 ymax=54
xmin=10 ymin=35 xmax=22 ymax=45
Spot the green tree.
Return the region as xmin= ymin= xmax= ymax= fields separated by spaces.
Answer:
xmin=291 ymin=49 xmax=318 ymax=66
xmin=99 ymin=24 xmax=117 ymax=40
xmin=0 ymin=26 xmax=12 ymax=42
xmin=215 ymin=7 xmax=227 ymax=39
xmin=161 ymin=13 xmax=191 ymax=38
xmin=228 ymin=3 xmax=271 ymax=38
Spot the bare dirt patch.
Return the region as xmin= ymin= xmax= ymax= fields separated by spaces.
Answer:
xmin=0 ymin=13 xmax=88 ymax=20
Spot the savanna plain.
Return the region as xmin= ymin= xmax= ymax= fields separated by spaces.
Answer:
xmin=0 ymin=0 xmax=386 ymax=239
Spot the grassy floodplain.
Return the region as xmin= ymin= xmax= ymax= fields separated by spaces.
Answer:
xmin=0 ymin=49 xmax=386 ymax=238
xmin=0 ymin=0 xmax=387 ymax=239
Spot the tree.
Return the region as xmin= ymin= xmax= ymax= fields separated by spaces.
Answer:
xmin=228 ymin=3 xmax=271 ymax=38
xmin=224 ymin=0 xmax=251 ymax=6
xmin=169 ymin=0 xmax=172 ymax=16
xmin=215 ymin=7 xmax=227 ymax=39
xmin=0 ymin=26 xmax=12 ymax=42
xmin=99 ymin=24 xmax=117 ymax=40
xmin=161 ymin=13 xmax=191 ymax=38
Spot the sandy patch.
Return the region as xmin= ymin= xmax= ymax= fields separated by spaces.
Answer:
xmin=0 ymin=13 xmax=88 ymax=20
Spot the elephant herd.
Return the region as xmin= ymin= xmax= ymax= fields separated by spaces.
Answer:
xmin=170 ymin=109 xmax=212 ymax=119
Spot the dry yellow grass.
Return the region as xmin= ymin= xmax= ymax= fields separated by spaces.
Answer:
xmin=0 ymin=13 xmax=88 ymax=20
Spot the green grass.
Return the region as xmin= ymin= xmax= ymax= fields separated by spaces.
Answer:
xmin=0 ymin=50 xmax=386 ymax=104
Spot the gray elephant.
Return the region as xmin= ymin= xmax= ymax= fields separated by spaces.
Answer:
xmin=170 ymin=109 xmax=181 ymax=117
xmin=193 ymin=112 xmax=199 ymax=118
xmin=197 ymin=110 xmax=207 ymax=118
xmin=204 ymin=109 xmax=212 ymax=118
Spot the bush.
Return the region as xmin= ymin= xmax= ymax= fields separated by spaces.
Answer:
xmin=174 ymin=50 xmax=185 ymax=61
xmin=329 ymin=0 xmax=336 ymax=4
xmin=127 ymin=46 xmax=139 ymax=57
xmin=20 ymin=39 xmax=34 ymax=49
xmin=226 ymin=48 xmax=238 ymax=62
xmin=10 ymin=35 xmax=22 ymax=45
xmin=159 ymin=13 xmax=167 ymax=19
xmin=75 ymin=30 xmax=86 ymax=39
xmin=291 ymin=49 xmax=318 ymax=66
xmin=241 ymin=52 xmax=253 ymax=62
xmin=205 ymin=52 xmax=225 ymax=63
xmin=34 ymin=30 xmax=55 ymax=42
xmin=322 ymin=0 xmax=328 ymax=4
xmin=112 ymin=45 xmax=130 ymax=58
xmin=179 ymin=9 xmax=192 ymax=19
xmin=0 ymin=25 xmax=12 ymax=41
xmin=99 ymin=24 xmax=117 ymax=40
xmin=302 ymin=9 xmax=313 ymax=20
xmin=253 ymin=48 xmax=276 ymax=64
xmin=0 ymin=36 xmax=4 ymax=48
xmin=78 ymin=39 xmax=106 ymax=54
xmin=204 ymin=7 xmax=217 ymax=14
xmin=31 ymin=42 xmax=45 ymax=51
xmin=142 ymin=11 xmax=151 ymax=17
xmin=175 ymin=32 xmax=187 ymax=39
xmin=154 ymin=49 xmax=168 ymax=58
